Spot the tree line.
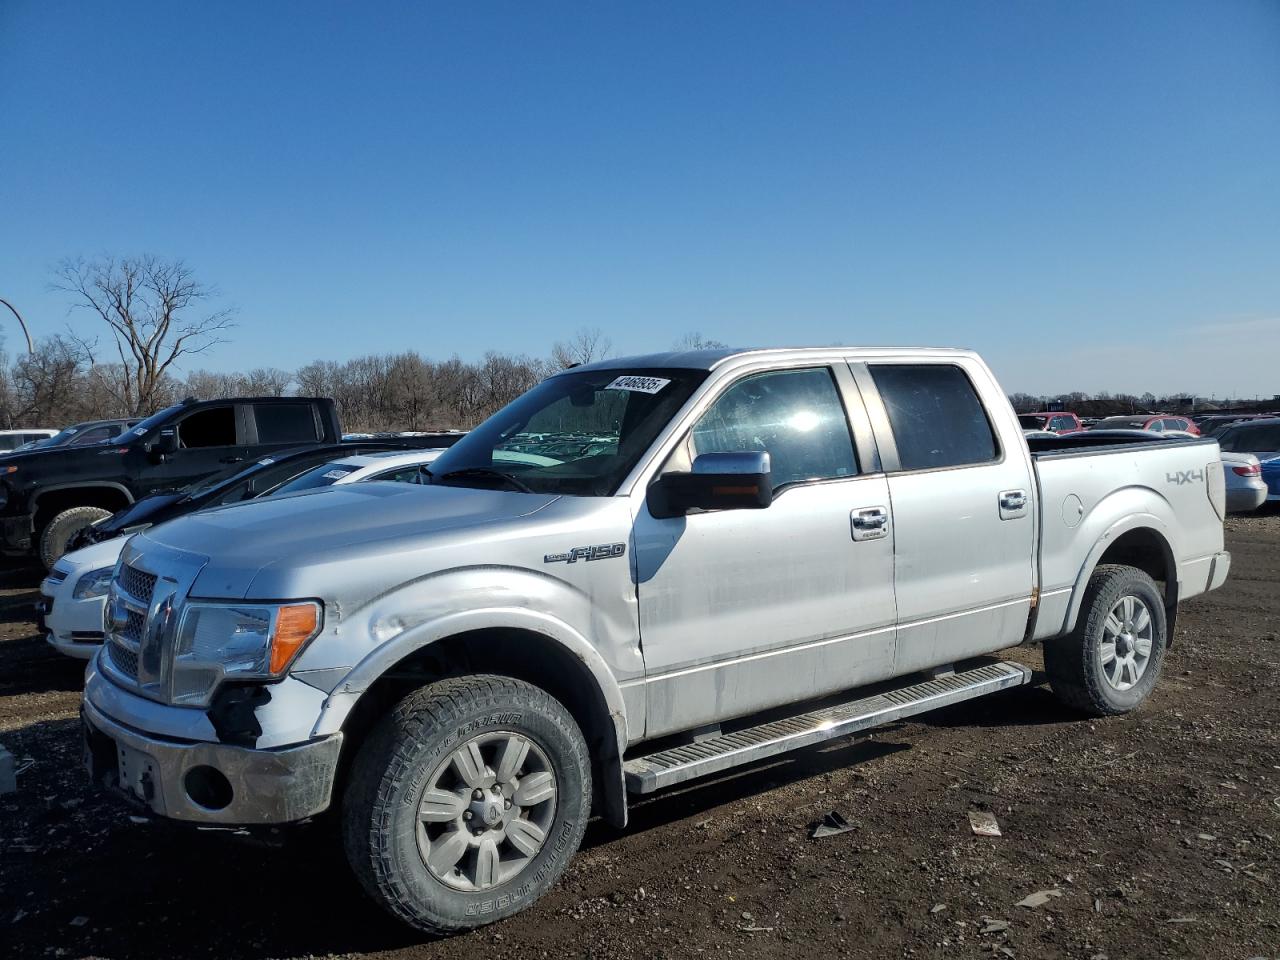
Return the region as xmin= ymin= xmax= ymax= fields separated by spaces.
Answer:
xmin=11 ymin=254 xmax=1266 ymax=434
xmin=0 ymin=255 xmax=731 ymax=433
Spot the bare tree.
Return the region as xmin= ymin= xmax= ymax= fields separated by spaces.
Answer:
xmin=550 ymin=327 xmax=613 ymax=369
xmin=674 ymin=332 xmax=727 ymax=351
xmin=0 ymin=336 xmax=97 ymax=427
xmin=55 ymin=255 xmax=236 ymax=414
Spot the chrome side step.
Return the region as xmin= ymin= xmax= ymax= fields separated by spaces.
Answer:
xmin=623 ymin=660 xmax=1031 ymax=794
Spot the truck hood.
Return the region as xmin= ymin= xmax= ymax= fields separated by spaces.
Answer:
xmin=140 ymin=483 xmax=560 ymax=599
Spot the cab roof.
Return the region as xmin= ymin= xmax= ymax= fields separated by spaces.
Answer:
xmin=571 ymin=345 xmax=976 ymax=373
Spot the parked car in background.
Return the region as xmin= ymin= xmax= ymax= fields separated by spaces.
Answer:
xmin=40 ymin=446 xmax=450 ymax=660
xmin=1017 ymin=412 xmax=1084 ymax=434
xmin=0 ymin=428 xmax=57 ymax=451
xmin=1089 ymin=414 xmax=1199 ymax=436
xmin=1196 ymin=414 xmax=1271 ymax=438
xmin=0 ymin=395 xmax=343 ymax=567
xmin=1215 ymin=417 xmax=1280 ymax=503
xmin=1221 ymin=453 xmax=1268 ymax=513
xmin=18 ymin=418 xmax=141 ymax=451
xmin=66 ymin=438 xmax=464 ymax=553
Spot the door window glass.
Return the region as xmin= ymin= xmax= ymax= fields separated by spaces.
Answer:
xmin=870 ymin=364 xmax=998 ymax=470
xmin=69 ymin=426 xmax=113 ymax=446
xmin=372 ymin=465 xmax=430 ymax=484
xmin=689 ymin=367 xmax=857 ymax=490
xmin=254 ymin=403 xmax=320 ymax=444
xmin=177 ymin=406 xmax=237 ymax=448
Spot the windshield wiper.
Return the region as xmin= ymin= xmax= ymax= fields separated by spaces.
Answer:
xmin=436 ymin=467 xmax=535 ymax=493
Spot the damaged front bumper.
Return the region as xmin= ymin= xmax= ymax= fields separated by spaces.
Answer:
xmin=82 ymin=695 xmax=342 ymax=825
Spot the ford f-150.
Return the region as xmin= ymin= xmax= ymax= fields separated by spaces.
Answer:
xmin=80 ymin=347 xmax=1231 ymax=934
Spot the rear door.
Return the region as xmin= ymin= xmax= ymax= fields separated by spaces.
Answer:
xmin=856 ymin=358 xmax=1035 ymax=674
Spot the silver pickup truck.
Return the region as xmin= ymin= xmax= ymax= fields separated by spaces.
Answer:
xmin=82 ymin=347 xmax=1230 ymax=934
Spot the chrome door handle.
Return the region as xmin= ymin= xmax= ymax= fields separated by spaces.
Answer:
xmin=851 ymin=506 xmax=889 ymax=541
xmin=998 ymin=489 xmax=1028 ymax=520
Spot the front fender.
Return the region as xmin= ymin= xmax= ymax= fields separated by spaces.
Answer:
xmin=309 ymin=604 xmax=632 ymax=749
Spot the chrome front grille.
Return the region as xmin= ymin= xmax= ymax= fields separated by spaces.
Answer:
xmin=105 ymin=561 xmax=159 ymax=691
xmin=100 ymin=545 xmax=204 ymax=701
xmin=120 ymin=566 xmax=157 ymax=606
xmin=120 ymin=608 xmax=145 ymax=643
xmin=108 ymin=642 xmax=139 ymax=680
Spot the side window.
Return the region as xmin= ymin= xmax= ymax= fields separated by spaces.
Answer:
xmin=69 ymin=426 xmax=113 ymax=446
xmin=254 ymin=403 xmax=320 ymax=444
xmin=177 ymin=406 xmax=237 ymax=448
xmin=372 ymin=466 xmax=428 ymax=484
xmin=1148 ymin=419 xmax=1164 ymax=433
xmin=688 ymin=367 xmax=857 ymax=490
xmin=1167 ymin=418 xmax=1188 ymax=432
xmin=870 ymin=364 xmax=998 ymax=471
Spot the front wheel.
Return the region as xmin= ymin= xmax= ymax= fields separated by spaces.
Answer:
xmin=342 ymin=675 xmax=591 ymax=935
xmin=1045 ymin=563 xmax=1168 ymax=717
xmin=39 ymin=506 xmax=113 ymax=569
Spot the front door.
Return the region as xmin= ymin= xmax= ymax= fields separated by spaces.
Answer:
xmin=860 ymin=360 xmax=1036 ymax=673
xmin=145 ymin=403 xmax=253 ymax=493
xmin=634 ymin=365 xmax=898 ymax=738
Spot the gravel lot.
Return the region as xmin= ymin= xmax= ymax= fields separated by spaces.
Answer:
xmin=2 ymin=515 xmax=1278 ymax=959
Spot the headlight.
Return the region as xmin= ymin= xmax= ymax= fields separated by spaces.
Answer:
xmin=169 ymin=601 xmax=321 ymax=706
xmin=73 ymin=566 xmax=116 ymax=600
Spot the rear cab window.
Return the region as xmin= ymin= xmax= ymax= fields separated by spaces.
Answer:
xmin=869 ymin=363 xmax=999 ymax=471
xmin=254 ymin=402 xmax=321 ymax=444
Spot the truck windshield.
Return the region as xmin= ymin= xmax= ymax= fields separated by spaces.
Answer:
xmin=428 ymin=368 xmax=707 ymax=496
xmin=121 ymin=403 xmax=185 ymax=440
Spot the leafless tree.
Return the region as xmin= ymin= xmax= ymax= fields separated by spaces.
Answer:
xmin=550 ymin=327 xmax=613 ymax=369
xmin=674 ymin=332 xmax=727 ymax=350
xmin=55 ymin=255 xmax=236 ymax=415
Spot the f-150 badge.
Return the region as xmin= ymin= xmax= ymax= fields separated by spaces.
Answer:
xmin=544 ymin=543 xmax=626 ymax=564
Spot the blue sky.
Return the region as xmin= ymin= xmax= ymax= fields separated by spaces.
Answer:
xmin=2 ymin=1 xmax=1278 ymax=398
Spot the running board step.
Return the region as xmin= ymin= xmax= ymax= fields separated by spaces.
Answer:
xmin=623 ymin=660 xmax=1031 ymax=794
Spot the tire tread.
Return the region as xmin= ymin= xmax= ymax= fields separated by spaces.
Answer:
xmin=342 ymin=674 xmax=589 ymax=935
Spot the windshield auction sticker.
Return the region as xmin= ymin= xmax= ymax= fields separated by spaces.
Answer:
xmin=605 ymin=375 xmax=671 ymax=394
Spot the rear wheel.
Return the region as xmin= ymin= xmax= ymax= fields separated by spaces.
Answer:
xmin=342 ymin=675 xmax=591 ymax=935
xmin=1045 ymin=564 xmax=1168 ymax=716
xmin=39 ymin=506 xmax=113 ymax=568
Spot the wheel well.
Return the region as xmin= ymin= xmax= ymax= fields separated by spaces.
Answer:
xmin=1093 ymin=526 xmax=1179 ymax=638
xmin=335 ymin=628 xmax=625 ymax=826
xmin=33 ymin=488 xmax=130 ymax=530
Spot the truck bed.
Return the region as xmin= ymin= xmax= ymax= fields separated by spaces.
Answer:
xmin=1026 ymin=433 xmax=1226 ymax=642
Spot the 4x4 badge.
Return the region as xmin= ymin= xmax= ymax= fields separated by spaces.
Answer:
xmin=544 ymin=543 xmax=626 ymax=564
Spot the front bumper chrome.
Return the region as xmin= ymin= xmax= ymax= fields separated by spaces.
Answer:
xmin=82 ymin=696 xmax=342 ymax=825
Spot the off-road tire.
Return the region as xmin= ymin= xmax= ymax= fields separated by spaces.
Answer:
xmin=1045 ymin=563 xmax=1168 ymax=717
xmin=342 ymin=675 xmax=591 ymax=935
xmin=39 ymin=506 xmax=113 ymax=569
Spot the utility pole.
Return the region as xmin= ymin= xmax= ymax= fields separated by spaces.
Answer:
xmin=0 ymin=298 xmax=35 ymax=355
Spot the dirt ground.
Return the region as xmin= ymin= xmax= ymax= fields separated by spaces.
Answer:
xmin=2 ymin=516 xmax=1278 ymax=959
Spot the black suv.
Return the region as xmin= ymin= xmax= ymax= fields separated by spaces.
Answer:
xmin=0 ymin=396 xmax=342 ymax=566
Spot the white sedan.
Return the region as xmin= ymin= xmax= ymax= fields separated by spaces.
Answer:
xmin=39 ymin=448 xmax=445 ymax=659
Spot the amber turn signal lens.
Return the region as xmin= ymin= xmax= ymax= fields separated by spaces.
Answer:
xmin=269 ymin=603 xmax=321 ymax=674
